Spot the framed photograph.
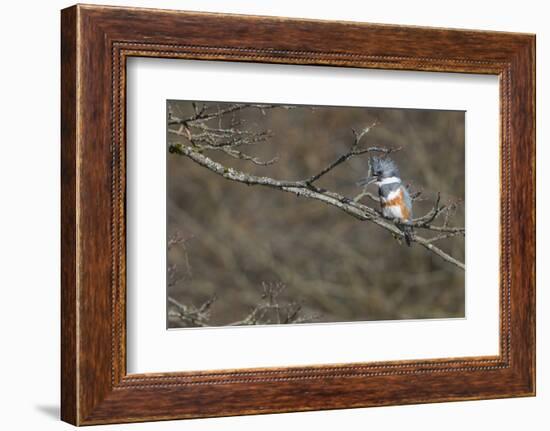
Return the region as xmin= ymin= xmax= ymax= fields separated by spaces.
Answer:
xmin=61 ymin=4 xmax=535 ymax=425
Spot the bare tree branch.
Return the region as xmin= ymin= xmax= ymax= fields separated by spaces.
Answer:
xmin=167 ymin=296 xmax=214 ymax=327
xmin=352 ymin=189 xmax=379 ymax=204
xmin=167 ymin=283 xmax=316 ymax=327
xmin=228 ymin=282 xmax=318 ymax=326
xmin=305 ymin=122 xmax=397 ymax=185
xmin=168 ymin=103 xmax=285 ymax=166
xmin=167 ymin=231 xmax=317 ymax=327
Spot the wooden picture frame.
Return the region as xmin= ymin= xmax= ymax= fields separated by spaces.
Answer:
xmin=61 ymin=4 xmax=535 ymax=425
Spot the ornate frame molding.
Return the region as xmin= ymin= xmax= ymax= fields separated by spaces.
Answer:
xmin=61 ymin=5 xmax=535 ymax=425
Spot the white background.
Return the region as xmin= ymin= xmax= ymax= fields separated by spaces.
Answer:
xmin=0 ymin=0 xmax=547 ymax=430
xmin=127 ymin=59 xmax=499 ymax=373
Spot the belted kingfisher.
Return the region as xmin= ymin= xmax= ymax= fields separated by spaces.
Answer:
xmin=358 ymin=156 xmax=414 ymax=246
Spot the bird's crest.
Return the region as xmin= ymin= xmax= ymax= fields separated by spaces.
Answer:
xmin=369 ymin=156 xmax=400 ymax=178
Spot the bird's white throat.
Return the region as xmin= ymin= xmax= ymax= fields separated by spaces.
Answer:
xmin=376 ymin=176 xmax=401 ymax=185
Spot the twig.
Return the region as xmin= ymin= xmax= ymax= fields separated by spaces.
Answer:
xmin=306 ymin=122 xmax=397 ymax=185
xmin=168 ymin=283 xmax=316 ymax=327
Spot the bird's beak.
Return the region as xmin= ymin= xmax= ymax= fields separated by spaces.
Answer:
xmin=356 ymin=176 xmax=376 ymax=187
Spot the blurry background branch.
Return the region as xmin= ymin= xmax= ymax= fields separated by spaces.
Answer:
xmin=168 ymin=103 xmax=465 ymax=270
xmin=168 ymin=283 xmax=317 ymax=327
xmin=167 ymin=229 xmax=317 ymax=327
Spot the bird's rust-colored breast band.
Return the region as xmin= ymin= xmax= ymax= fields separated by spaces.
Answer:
xmin=380 ymin=189 xmax=411 ymax=220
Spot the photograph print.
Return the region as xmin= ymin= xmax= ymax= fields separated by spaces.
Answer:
xmin=166 ymin=100 xmax=465 ymax=329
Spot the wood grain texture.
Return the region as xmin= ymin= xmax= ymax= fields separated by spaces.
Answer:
xmin=60 ymin=4 xmax=535 ymax=425
xmin=60 ymin=5 xmax=78 ymax=425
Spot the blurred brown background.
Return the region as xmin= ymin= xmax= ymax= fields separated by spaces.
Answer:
xmin=167 ymin=100 xmax=465 ymax=328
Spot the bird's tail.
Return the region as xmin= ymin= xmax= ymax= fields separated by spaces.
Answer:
xmin=403 ymin=224 xmax=414 ymax=247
